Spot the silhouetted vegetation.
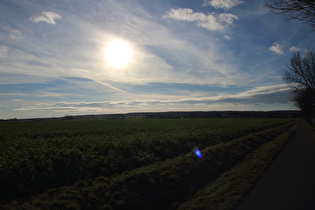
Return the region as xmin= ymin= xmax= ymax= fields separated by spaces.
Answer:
xmin=266 ymin=0 xmax=315 ymax=28
xmin=283 ymin=49 xmax=315 ymax=125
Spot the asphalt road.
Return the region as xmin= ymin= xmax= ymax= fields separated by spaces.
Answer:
xmin=238 ymin=120 xmax=315 ymax=210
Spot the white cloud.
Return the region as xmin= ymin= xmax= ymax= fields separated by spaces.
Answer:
xmin=224 ymin=34 xmax=231 ymax=40
xmin=289 ymin=46 xmax=299 ymax=52
xmin=0 ymin=45 xmax=8 ymax=58
xmin=164 ymin=8 xmax=238 ymax=31
xmin=203 ymin=0 xmax=245 ymax=9
xmin=269 ymin=42 xmax=284 ymax=55
xmin=30 ymin=11 xmax=62 ymax=24
xmin=9 ymin=30 xmax=21 ymax=40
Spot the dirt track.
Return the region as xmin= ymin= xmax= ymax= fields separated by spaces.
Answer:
xmin=238 ymin=120 xmax=315 ymax=210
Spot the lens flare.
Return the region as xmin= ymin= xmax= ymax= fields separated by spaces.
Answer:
xmin=194 ymin=147 xmax=202 ymax=158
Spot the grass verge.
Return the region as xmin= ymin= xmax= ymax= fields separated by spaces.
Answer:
xmin=178 ymin=121 xmax=300 ymax=210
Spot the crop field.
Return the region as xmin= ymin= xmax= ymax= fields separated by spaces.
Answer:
xmin=0 ymin=118 xmax=298 ymax=209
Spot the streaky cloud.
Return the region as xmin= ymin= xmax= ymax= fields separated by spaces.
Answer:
xmin=15 ymin=84 xmax=291 ymax=112
xmin=90 ymin=78 xmax=127 ymax=94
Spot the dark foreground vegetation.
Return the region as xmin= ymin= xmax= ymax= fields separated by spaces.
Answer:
xmin=0 ymin=118 xmax=298 ymax=209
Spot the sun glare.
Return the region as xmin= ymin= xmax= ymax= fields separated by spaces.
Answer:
xmin=105 ymin=40 xmax=132 ymax=69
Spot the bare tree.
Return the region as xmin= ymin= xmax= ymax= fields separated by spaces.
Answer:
xmin=266 ymin=0 xmax=315 ymax=28
xmin=292 ymin=89 xmax=314 ymax=125
xmin=283 ymin=49 xmax=315 ymax=124
xmin=283 ymin=49 xmax=315 ymax=92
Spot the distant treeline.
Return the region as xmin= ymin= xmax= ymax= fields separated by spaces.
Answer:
xmin=4 ymin=110 xmax=301 ymax=121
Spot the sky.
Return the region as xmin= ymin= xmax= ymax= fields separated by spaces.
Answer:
xmin=0 ymin=0 xmax=314 ymax=119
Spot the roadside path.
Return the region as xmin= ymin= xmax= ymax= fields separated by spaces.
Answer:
xmin=238 ymin=120 xmax=315 ymax=210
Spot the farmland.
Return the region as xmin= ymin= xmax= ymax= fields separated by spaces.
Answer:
xmin=0 ymin=118 xmax=298 ymax=209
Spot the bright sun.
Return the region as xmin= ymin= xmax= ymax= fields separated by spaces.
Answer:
xmin=105 ymin=40 xmax=132 ymax=69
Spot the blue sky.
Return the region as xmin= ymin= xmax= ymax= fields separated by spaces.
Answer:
xmin=0 ymin=0 xmax=314 ymax=119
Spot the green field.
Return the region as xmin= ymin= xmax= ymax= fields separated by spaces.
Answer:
xmin=0 ymin=118 xmax=298 ymax=209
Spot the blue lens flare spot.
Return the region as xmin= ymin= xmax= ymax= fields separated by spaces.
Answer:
xmin=194 ymin=147 xmax=202 ymax=158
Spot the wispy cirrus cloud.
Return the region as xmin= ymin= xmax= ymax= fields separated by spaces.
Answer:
xmin=0 ymin=46 xmax=8 ymax=58
xmin=30 ymin=11 xmax=62 ymax=24
xmin=0 ymin=3 xmax=243 ymax=88
xmin=203 ymin=0 xmax=244 ymax=9
xmin=9 ymin=30 xmax=22 ymax=40
xmin=269 ymin=42 xmax=284 ymax=55
xmin=14 ymin=84 xmax=291 ymax=112
xmin=164 ymin=8 xmax=238 ymax=31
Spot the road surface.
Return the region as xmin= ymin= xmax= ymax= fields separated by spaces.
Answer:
xmin=238 ymin=120 xmax=315 ymax=210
